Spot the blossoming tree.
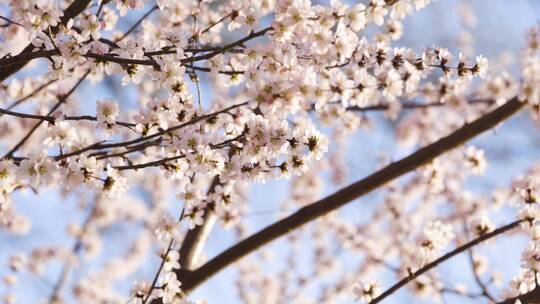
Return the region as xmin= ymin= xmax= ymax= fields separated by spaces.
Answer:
xmin=0 ymin=0 xmax=539 ymax=303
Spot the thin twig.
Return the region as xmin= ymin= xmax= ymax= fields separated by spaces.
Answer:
xmin=48 ymin=203 xmax=97 ymax=304
xmin=369 ymin=221 xmax=522 ymax=304
xmin=96 ymin=0 xmax=111 ymax=18
xmin=143 ymin=209 xmax=186 ymax=304
xmin=200 ymin=12 xmax=233 ymax=35
xmin=3 ymin=79 xmax=59 ymax=113
xmin=142 ymin=239 xmax=175 ymax=304
xmin=116 ymin=5 xmax=159 ymax=42
xmin=52 ymin=101 xmax=249 ymax=161
xmin=0 ymin=15 xmax=25 ymax=28
xmin=4 ymin=70 xmax=90 ymax=158
xmin=0 ymin=107 xmax=134 ymax=129
xmin=467 ymin=248 xmax=497 ymax=302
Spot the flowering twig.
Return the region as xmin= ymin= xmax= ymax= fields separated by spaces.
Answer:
xmin=0 ymin=107 xmax=135 ymax=128
xmin=51 ymin=101 xmax=250 ymax=161
xmin=142 ymin=239 xmax=175 ymax=304
xmin=143 ymin=204 xmax=191 ymax=304
xmin=3 ymin=70 xmax=90 ymax=158
xmin=0 ymin=27 xmax=272 ymax=71
xmin=0 ymin=0 xmax=92 ymax=82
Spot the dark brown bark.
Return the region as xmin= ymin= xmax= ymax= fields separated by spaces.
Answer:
xmin=497 ymin=288 xmax=540 ymax=304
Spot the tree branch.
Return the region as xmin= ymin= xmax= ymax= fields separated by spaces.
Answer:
xmin=497 ymin=287 xmax=540 ymax=304
xmin=467 ymin=248 xmax=497 ymax=302
xmin=345 ymin=98 xmax=493 ymax=112
xmin=0 ymin=106 xmax=135 ymax=128
xmin=1 ymin=78 xmax=58 ymax=114
xmin=59 ymin=0 xmax=93 ymax=26
xmin=178 ymin=177 xmax=220 ymax=270
xmin=3 ymin=70 xmax=90 ymax=158
xmin=0 ymin=27 xmax=271 ymax=73
xmin=370 ymin=220 xmax=522 ymax=304
xmin=0 ymin=0 xmax=92 ymax=82
xmin=175 ymin=97 xmax=525 ymax=295
xmin=42 ymin=101 xmax=249 ymax=163
xmin=116 ymin=5 xmax=158 ymax=42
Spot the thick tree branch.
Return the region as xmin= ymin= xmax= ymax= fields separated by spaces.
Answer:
xmin=176 ymin=97 xmax=525 ymax=295
xmin=59 ymin=0 xmax=93 ymax=26
xmin=497 ymin=287 xmax=540 ymax=304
